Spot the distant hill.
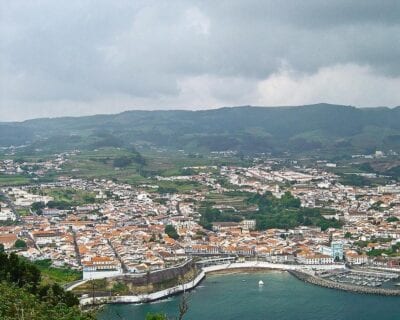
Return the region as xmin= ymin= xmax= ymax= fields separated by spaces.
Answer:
xmin=2 ymin=103 xmax=400 ymax=156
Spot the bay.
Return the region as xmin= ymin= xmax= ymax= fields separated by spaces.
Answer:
xmin=98 ymin=271 xmax=400 ymax=320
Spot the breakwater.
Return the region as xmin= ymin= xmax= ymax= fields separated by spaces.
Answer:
xmin=289 ymin=270 xmax=400 ymax=296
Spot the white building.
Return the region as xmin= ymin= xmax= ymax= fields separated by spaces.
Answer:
xmin=0 ymin=208 xmax=16 ymax=221
xmin=82 ymin=256 xmax=123 ymax=280
xmin=296 ymin=252 xmax=334 ymax=265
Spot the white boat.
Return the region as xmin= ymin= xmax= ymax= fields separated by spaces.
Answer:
xmin=258 ymin=280 xmax=264 ymax=286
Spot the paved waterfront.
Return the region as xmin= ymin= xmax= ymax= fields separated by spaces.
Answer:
xmin=98 ymin=271 xmax=400 ymax=320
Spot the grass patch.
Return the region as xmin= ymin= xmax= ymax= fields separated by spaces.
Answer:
xmin=16 ymin=208 xmax=31 ymax=216
xmin=205 ymin=192 xmax=252 ymax=212
xmin=43 ymin=188 xmax=99 ymax=205
xmin=33 ymin=259 xmax=82 ymax=285
xmin=155 ymin=180 xmax=206 ymax=194
xmin=0 ymin=174 xmax=31 ymax=186
xmin=58 ymin=148 xmax=148 ymax=185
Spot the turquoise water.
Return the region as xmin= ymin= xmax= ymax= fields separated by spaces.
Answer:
xmin=98 ymin=271 xmax=400 ymax=320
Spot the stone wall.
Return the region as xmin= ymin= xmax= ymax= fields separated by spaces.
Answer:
xmin=114 ymin=259 xmax=197 ymax=287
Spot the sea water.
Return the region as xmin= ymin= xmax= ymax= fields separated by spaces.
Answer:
xmin=98 ymin=271 xmax=400 ymax=320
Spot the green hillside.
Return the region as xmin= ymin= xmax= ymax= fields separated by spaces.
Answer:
xmin=2 ymin=104 xmax=400 ymax=156
xmin=0 ymin=252 xmax=93 ymax=320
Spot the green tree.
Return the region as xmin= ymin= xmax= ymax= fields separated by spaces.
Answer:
xmin=113 ymin=156 xmax=132 ymax=168
xmin=165 ymin=225 xmax=179 ymax=240
xmin=146 ymin=293 xmax=189 ymax=320
xmin=0 ymin=282 xmax=93 ymax=320
xmin=31 ymin=201 xmax=46 ymax=212
xmin=339 ymin=174 xmax=370 ymax=187
xmin=0 ymin=252 xmax=92 ymax=319
xmin=248 ymin=192 xmax=342 ymax=231
xmin=386 ymin=216 xmax=399 ymax=222
xmin=146 ymin=313 xmax=168 ymax=320
xmin=111 ymin=282 xmax=129 ymax=295
xmin=15 ymin=239 xmax=27 ymax=249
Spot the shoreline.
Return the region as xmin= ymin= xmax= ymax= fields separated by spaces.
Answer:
xmin=79 ymin=262 xmax=344 ymax=306
xmin=80 ymin=270 xmax=206 ymax=306
xmin=79 ymin=261 xmax=400 ymax=306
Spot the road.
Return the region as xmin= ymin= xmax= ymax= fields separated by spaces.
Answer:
xmin=0 ymin=190 xmax=19 ymax=220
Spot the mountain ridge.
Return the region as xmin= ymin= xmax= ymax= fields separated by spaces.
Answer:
xmin=2 ymin=103 xmax=398 ymax=125
xmin=2 ymin=103 xmax=400 ymax=156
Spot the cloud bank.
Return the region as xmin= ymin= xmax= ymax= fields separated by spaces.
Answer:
xmin=1 ymin=0 xmax=399 ymax=120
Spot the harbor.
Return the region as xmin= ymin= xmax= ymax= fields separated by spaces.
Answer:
xmin=98 ymin=272 xmax=400 ymax=320
xmin=320 ymin=269 xmax=399 ymax=288
xmin=78 ymin=259 xmax=400 ymax=306
xmin=78 ymin=260 xmax=345 ymax=305
xmin=290 ymin=269 xmax=400 ymax=296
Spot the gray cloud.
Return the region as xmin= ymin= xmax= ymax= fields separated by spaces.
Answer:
xmin=0 ymin=0 xmax=399 ymax=121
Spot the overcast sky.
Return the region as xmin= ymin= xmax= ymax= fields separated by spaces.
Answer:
xmin=1 ymin=0 xmax=400 ymax=121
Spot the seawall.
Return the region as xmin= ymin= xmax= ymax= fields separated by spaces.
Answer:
xmin=80 ymin=270 xmax=206 ymax=305
xmin=289 ymin=270 xmax=400 ymax=296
